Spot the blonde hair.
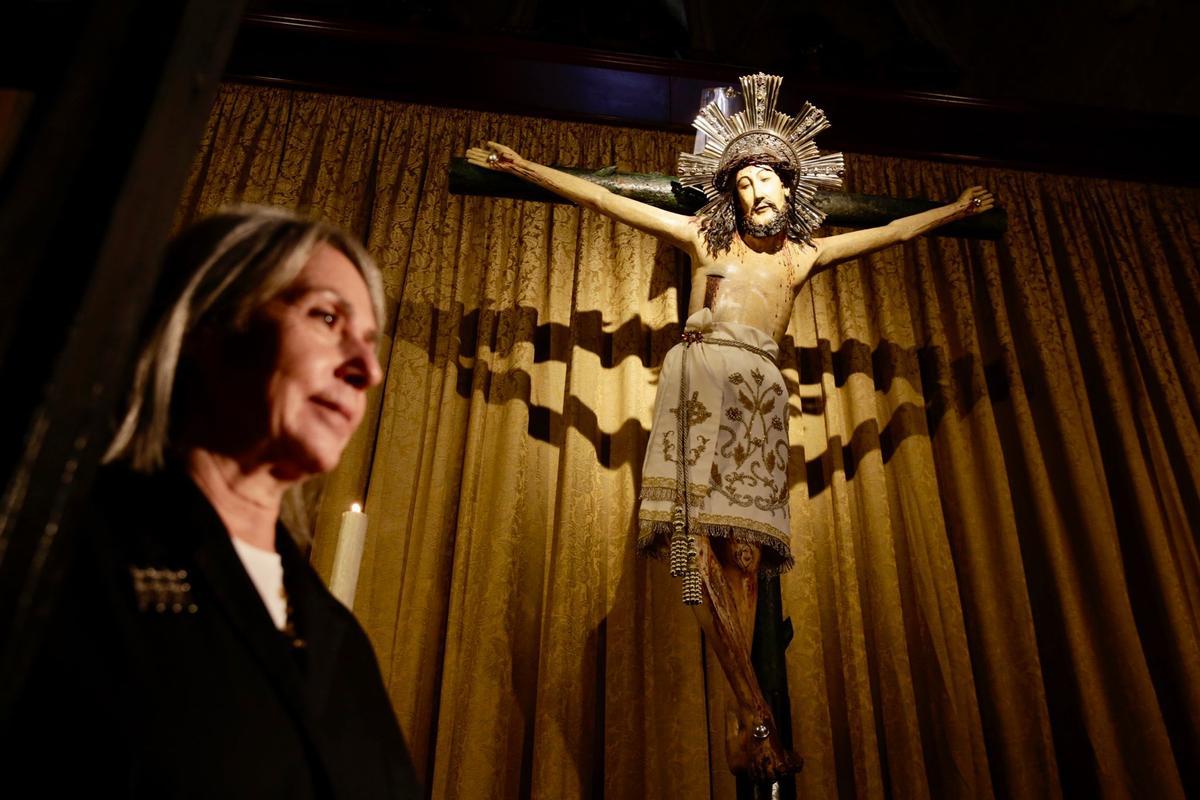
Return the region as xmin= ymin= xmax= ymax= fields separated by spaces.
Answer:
xmin=104 ymin=205 xmax=383 ymax=472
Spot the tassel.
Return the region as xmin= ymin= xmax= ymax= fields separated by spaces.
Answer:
xmin=669 ymin=502 xmax=703 ymax=605
xmin=682 ymin=570 xmax=702 ymax=606
xmin=681 ymin=535 xmax=702 ymax=606
xmin=669 ymin=504 xmax=688 ymax=578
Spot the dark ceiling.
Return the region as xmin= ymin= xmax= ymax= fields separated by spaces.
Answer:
xmin=249 ymin=0 xmax=1200 ymax=117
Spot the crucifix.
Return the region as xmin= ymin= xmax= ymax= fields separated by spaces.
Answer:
xmin=454 ymin=73 xmax=1000 ymax=786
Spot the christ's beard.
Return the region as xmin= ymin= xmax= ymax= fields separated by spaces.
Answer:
xmin=740 ymin=209 xmax=787 ymax=239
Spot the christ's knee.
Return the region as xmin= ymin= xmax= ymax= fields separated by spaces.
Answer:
xmin=713 ymin=537 xmax=761 ymax=575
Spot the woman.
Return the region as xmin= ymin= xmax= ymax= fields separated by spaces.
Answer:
xmin=8 ymin=207 xmax=419 ymax=798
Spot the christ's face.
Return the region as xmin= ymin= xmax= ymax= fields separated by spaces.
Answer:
xmin=735 ymin=165 xmax=789 ymax=233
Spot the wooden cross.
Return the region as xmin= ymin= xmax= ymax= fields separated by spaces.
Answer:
xmin=449 ymin=159 xmax=1006 ymax=238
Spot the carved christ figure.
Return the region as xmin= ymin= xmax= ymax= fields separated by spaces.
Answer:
xmin=467 ymin=73 xmax=994 ymax=783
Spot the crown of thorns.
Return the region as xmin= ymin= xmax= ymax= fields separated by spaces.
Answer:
xmin=677 ymin=73 xmax=845 ymax=238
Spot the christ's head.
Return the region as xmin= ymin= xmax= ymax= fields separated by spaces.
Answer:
xmin=734 ymin=164 xmax=791 ymax=239
xmin=698 ymin=158 xmax=808 ymax=255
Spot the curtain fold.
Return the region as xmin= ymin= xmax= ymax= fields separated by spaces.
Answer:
xmin=179 ymin=82 xmax=1200 ymax=799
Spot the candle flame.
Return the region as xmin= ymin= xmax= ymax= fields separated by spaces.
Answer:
xmin=351 ymin=502 xmax=362 ymax=513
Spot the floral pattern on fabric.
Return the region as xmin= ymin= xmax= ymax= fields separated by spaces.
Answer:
xmin=661 ymin=391 xmax=713 ymax=466
xmin=711 ymin=369 xmax=789 ymax=514
xmin=637 ymin=311 xmax=793 ymax=575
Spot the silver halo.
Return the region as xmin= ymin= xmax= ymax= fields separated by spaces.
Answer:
xmin=675 ymin=73 xmax=844 ymax=244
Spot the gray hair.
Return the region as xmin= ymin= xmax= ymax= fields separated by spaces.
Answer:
xmin=104 ymin=205 xmax=384 ymax=473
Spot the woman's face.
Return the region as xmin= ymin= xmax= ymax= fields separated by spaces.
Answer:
xmin=203 ymin=243 xmax=383 ymax=477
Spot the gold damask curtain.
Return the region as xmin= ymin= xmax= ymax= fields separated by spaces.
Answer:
xmin=178 ymin=83 xmax=1200 ymax=799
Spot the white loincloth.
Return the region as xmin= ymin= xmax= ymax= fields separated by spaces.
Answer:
xmin=638 ymin=308 xmax=793 ymax=576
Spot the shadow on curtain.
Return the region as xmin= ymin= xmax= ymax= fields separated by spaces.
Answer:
xmin=177 ymin=83 xmax=1200 ymax=800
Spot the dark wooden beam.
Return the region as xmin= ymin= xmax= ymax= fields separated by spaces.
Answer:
xmin=226 ymin=12 xmax=1200 ymax=186
xmin=0 ymin=0 xmax=249 ymax=715
xmin=448 ymin=158 xmax=1008 ymax=239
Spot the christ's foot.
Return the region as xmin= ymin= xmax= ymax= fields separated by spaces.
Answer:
xmin=725 ymin=708 xmax=804 ymax=784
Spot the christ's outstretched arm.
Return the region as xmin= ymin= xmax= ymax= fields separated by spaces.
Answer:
xmin=810 ymin=186 xmax=995 ymax=274
xmin=466 ymin=141 xmax=699 ymax=254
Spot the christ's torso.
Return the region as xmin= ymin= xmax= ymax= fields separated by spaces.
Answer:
xmin=688 ymin=236 xmax=819 ymax=342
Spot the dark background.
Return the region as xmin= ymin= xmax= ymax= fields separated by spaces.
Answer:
xmin=249 ymin=0 xmax=1200 ymax=116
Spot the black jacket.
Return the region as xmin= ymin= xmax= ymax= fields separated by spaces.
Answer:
xmin=5 ymin=466 xmax=420 ymax=799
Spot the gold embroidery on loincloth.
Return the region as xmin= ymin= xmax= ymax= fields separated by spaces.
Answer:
xmin=649 ymin=331 xmax=790 ymax=600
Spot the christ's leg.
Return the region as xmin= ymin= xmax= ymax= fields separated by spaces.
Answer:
xmin=689 ymin=535 xmax=802 ymax=783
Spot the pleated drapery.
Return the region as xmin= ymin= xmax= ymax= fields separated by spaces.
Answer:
xmin=178 ymin=83 xmax=1200 ymax=799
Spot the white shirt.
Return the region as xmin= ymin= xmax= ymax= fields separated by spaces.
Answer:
xmin=230 ymin=536 xmax=287 ymax=630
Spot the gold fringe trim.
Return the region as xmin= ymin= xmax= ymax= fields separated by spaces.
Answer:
xmin=637 ymin=517 xmax=794 ymax=577
xmin=641 ymin=476 xmax=710 ymax=495
xmin=638 ymin=483 xmax=709 ymax=505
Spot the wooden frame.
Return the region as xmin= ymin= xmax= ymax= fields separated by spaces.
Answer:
xmin=228 ymin=12 xmax=1200 ymax=186
xmin=0 ymin=0 xmax=248 ymax=714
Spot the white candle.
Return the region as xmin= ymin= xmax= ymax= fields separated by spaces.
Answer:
xmin=329 ymin=502 xmax=368 ymax=608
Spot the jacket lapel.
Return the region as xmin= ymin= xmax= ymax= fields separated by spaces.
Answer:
xmin=277 ymin=529 xmax=348 ymax=716
xmin=177 ymin=491 xmax=310 ymax=721
xmin=169 ymin=472 xmax=349 ymax=726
